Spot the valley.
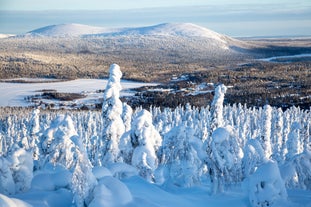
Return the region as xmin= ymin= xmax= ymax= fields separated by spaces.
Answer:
xmin=0 ymin=23 xmax=311 ymax=110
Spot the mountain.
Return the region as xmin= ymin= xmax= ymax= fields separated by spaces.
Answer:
xmin=26 ymin=23 xmax=226 ymax=38
xmin=26 ymin=23 xmax=121 ymax=37
xmin=94 ymin=23 xmax=226 ymax=40
xmin=25 ymin=23 xmax=240 ymax=50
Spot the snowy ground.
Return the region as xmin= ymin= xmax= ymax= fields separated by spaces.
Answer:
xmin=0 ymin=78 xmax=157 ymax=107
xmin=6 ymin=176 xmax=311 ymax=207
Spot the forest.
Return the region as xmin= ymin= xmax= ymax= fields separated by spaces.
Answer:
xmin=0 ymin=64 xmax=310 ymax=207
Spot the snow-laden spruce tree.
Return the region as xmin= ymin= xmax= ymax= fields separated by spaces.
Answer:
xmin=41 ymin=114 xmax=78 ymax=168
xmin=101 ymin=63 xmax=126 ymax=165
xmin=159 ymin=124 xmax=203 ymax=187
xmin=28 ymin=108 xmax=41 ymax=167
xmin=242 ymin=135 xmax=266 ymax=177
xmin=71 ymin=137 xmax=97 ymax=207
xmin=248 ymin=160 xmax=287 ymax=207
xmin=10 ymin=146 xmax=33 ymax=193
xmin=286 ymin=121 xmax=302 ymax=160
xmin=122 ymin=103 xmax=133 ymax=132
xmin=209 ymin=84 xmax=227 ymax=132
xmin=271 ymin=108 xmax=284 ymax=163
xmin=261 ymin=105 xmax=273 ymax=160
xmin=41 ymin=114 xmax=96 ymax=207
xmin=209 ymin=126 xmax=243 ymax=194
xmin=131 ymin=109 xmax=162 ymax=182
xmin=0 ymin=156 xmax=15 ymax=195
xmin=0 ymin=132 xmax=5 ymax=156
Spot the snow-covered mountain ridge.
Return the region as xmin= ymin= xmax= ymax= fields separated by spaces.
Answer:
xmin=26 ymin=23 xmax=226 ymax=39
xmin=26 ymin=23 xmax=119 ymax=37
xmin=26 ymin=23 xmax=235 ymax=45
xmin=24 ymin=23 xmax=242 ymax=50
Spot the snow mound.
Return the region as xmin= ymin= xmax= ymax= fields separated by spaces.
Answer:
xmin=0 ymin=194 xmax=31 ymax=207
xmin=248 ymin=160 xmax=287 ymax=207
xmin=26 ymin=23 xmax=119 ymax=37
xmin=89 ymin=176 xmax=132 ymax=207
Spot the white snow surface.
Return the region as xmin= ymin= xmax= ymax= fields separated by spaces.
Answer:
xmin=5 ymin=175 xmax=311 ymax=207
xmin=0 ymin=34 xmax=16 ymax=39
xmin=26 ymin=23 xmax=121 ymax=37
xmin=0 ymin=78 xmax=157 ymax=107
xmin=25 ymin=23 xmax=229 ymax=43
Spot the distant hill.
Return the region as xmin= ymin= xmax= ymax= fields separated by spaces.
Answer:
xmin=26 ymin=23 xmax=121 ymax=37
xmin=0 ymin=34 xmax=16 ymax=39
xmin=25 ymin=23 xmax=245 ymax=51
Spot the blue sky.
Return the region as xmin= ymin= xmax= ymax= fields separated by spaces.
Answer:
xmin=1 ymin=0 xmax=310 ymax=10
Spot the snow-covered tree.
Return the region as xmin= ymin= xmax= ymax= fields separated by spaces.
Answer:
xmin=286 ymin=121 xmax=302 ymax=160
xmin=159 ymin=124 xmax=202 ymax=187
xmin=131 ymin=109 xmax=162 ymax=182
xmin=261 ymin=105 xmax=272 ymax=159
xmin=242 ymin=137 xmax=266 ymax=177
xmin=28 ymin=108 xmax=41 ymax=168
xmin=101 ymin=63 xmax=126 ymax=165
xmin=0 ymin=157 xmax=15 ymax=195
xmin=41 ymin=114 xmax=79 ymax=169
xmin=10 ymin=146 xmax=33 ymax=193
xmin=248 ymin=160 xmax=287 ymax=207
xmin=271 ymin=108 xmax=284 ymax=162
xmin=41 ymin=114 xmax=96 ymax=207
xmin=71 ymin=141 xmax=97 ymax=207
xmin=209 ymin=84 xmax=227 ymax=132
xmin=209 ymin=126 xmax=243 ymax=193
xmin=122 ymin=102 xmax=133 ymax=132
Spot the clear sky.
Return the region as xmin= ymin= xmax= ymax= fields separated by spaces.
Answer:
xmin=1 ymin=0 xmax=310 ymax=10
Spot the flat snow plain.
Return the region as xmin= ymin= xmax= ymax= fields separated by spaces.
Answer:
xmin=0 ymin=79 xmax=157 ymax=107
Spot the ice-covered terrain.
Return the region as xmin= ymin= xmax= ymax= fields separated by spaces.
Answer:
xmin=0 ymin=79 xmax=157 ymax=107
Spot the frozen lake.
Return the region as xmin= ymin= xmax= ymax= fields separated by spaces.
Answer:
xmin=0 ymin=79 xmax=157 ymax=107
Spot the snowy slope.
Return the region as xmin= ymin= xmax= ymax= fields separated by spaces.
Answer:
xmin=26 ymin=23 xmax=121 ymax=37
xmin=26 ymin=23 xmax=230 ymax=42
xmin=95 ymin=23 xmax=227 ymax=41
